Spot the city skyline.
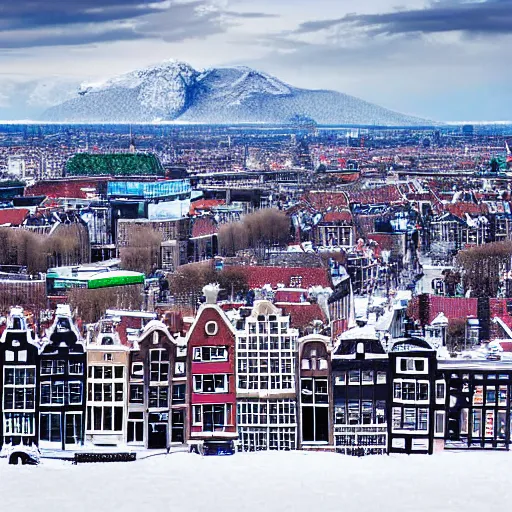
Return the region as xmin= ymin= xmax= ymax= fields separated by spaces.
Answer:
xmin=0 ymin=0 xmax=510 ymax=121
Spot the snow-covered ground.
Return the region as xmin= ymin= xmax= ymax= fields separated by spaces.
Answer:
xmin=0 ymin=450 xmax=509 ymax=512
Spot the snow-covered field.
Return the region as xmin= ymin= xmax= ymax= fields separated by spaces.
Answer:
xmin=0 ymin=450 xmax=509 ymax=512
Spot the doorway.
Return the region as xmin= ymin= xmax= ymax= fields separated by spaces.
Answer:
xmin=148 ymin=412 xmax=168 ymax=449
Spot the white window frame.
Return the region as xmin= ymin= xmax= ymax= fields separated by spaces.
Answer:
xmin=434 ymin=410 xmax=445 ymax=437
xmin=396 ymin=357 xmax=428 ymax=375
xmin=193 ymin=374 xmax=228 ymax=393
xmin=435 ymin=380 xmax=446 ymax=404
xmin=205 ymin=321 xmax=219 ymax=336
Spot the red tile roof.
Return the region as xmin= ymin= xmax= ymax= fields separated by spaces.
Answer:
xmin=191 ymin=217 xmax=218 ymax=238
xmin=322 ymin=210 xmax=353 ymax=223
xmin=303 ymin=192 xmax=349 ymax=211
xmin=26 ymin=179 xmax=103 ymax=199
xmin=280 ymin=303 xmax=327 ymax=330
xmin=444 ymin=202 xmax=488 ymax=218
xmin=0 ymin=208 xmax=29 ymax=226
xmin=189 ymin=199 xmax=225 ymax=216
xmin=410 ymin=294 xmax=478 ymax=325
xmin=348 ymin=185 xmax=404 ymax=205
xmin=240 ymin=266 xmax=331 ymax=289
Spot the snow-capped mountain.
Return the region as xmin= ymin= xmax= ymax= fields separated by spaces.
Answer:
xmin=40 ymin=60 xmax=429 ymax=125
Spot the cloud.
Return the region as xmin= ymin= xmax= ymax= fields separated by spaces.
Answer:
xmin=293 ymin=0 xmax=512 ymax=37
xmin=0 ymin=1 xmax=169 ymax=30
xmin=0 ymin=0 xmax=275 ymax=49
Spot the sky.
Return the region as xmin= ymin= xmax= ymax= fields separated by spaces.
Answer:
xmin=0 ymin=0 xmax=510 ymax=121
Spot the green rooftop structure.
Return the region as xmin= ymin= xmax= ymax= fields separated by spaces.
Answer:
xmin=47 ymin=265 xmax=145 ymax=294
xmin=65 ymin=153 xmax=165 ymax=177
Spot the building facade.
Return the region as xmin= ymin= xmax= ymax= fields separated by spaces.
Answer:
xmin=297 ymin=335 xmax=332 ymax=448
xmin=235 ymin=301 xmax=299 ymax=451
xmin=0 ymin=307 xmax=39 ymax=448
xmin=128 ymin=321 xmax=177 ymax=449
xmin=39 ymin=305 xmax=86 ymax=450
xmin=187 ymin=286 xmax=237 ymax=454
xmin=331 ymin=332 xmax=388 ymax=455
xmin=86 ymin=319 xmax=130 ymax=446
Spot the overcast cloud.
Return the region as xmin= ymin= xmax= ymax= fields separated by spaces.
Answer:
xmin=0 ymin=0 xmax=510 ymax=121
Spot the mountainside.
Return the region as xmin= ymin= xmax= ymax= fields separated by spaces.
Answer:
xmin=41 ymin=60 xmax=429 ymax=125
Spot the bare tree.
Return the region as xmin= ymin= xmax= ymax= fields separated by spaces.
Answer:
xmin=68 ymin=284 xmax=143 ymax=324
xmin=456 ymin=241 xmax=512 ymax=298
xmin=120 ymin=225 xmax=162 ymax=275
xmin=218 ymin=208 xmax=291 ymax=257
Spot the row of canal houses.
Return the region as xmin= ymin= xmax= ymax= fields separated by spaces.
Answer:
xmin=2 ymin=285 xmax=512 ymax=455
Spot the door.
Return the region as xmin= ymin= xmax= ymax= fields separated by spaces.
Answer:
xmin=171 ymin=409 xmax=185 ymax=443
xmin=148 ymin=412 xmax=168 ymax=449
xmin=65 ymin=413 xmax=84 ymax=446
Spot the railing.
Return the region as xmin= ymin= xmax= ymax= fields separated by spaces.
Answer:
xmin=74 ymin=452 xmax=136 ymax=464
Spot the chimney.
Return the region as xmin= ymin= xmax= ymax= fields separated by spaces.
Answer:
xmin=203 ymin=283 xmax=220 ymax=305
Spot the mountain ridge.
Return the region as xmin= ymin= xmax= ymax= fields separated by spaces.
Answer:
xmin=41 ymin=60 xmax=431 ymax=126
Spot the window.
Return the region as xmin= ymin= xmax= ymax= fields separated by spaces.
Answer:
xmin=68 ymin=382 xmax=82 ymax=404
xmin=40 ymin=382 xmax=64 ymax=405
xmin=348 ymin=401 xmax=360 ymax=425
xmin=486 ymin=386 xmax=496 ymax=406
xmin=174 ymin=362 xmax=185 ymax=376
xmin=435 ymin=411 xmax=445 ymax=436
xmin=392 ymin=407 xmax=401 ymax=430
xmin=127 ymin=412 xmax=144 ymax=443
xmin=362 ymin=401 xmax=373 ymax=424
xmin=192 ymin=404 xmax=232 ymax=431
xmin=348 ymin=370 xmax=360 ymax=384
xmin=362 ymin=370 xmax=374 ymax=384
xmin=41 ymin=360 xmax=65 ymax=375
xmin=129 ymin=384 xmax=144 ymax=404
xmin=69 ymin=362 xmax=83 ymax=375
xmin=150 ymin=350 xmax=169 ymax=382
xmin=335 ymin=405 xmax=346 ymax=424
xmin=205 ymin=321 xmax=218 ymax=336
xmin=472 ymin=409 xmax=482 ymax=437
xmin=473 ymin=385 xmax=484 ymax=406
xmin=87 ymin=406 xmax=123 ymax=432
xmin=397 ymin=357 xmax=427 ymax=374
xmin=436 ymin=381 xmax=446 ymax=403
xmin=499 ymin=386 xmax=508 ymax=406
xmin=460 ymin=408 xmax=469 ymax=435
xmin=149 ymin=386 xmax=169 ymax=408
xmin=193 ymin=374 xmax=228 ymax=393
xmin=394 ymin=382 xmax=402 ymax=400
xmin=403 ymin=408 xmax=416 ymax=430
xmin=4 ymin=412 xmax=35 ymax=436
xmin=193 ymin=346 xmax=228 ymax=362
xmin=376 ymin=401 xmax=386 ymax=424
xmin=5 ymin=386 xmax=35 ymax=410
xmin=40 ymin=412 xmax=61 ymax=442
xmin=335 ymin=372 xmax=346 ymax=386
xmin=131 ymin=363 xmax=144 ymax=378
xmin=172 ymin=384 xmax=186 ymax=404
xmin=417 ymin=382 xmax=429 ymax=401
xmin=403 ymin=382 xmax=416 ymax=401
xmin=376 ymin=372 xmax=387 ymax=384
xmin=104 ymin=354 xmax=113 ymax=362
xmin=418 ymin=409 xmax=429 ymax=431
